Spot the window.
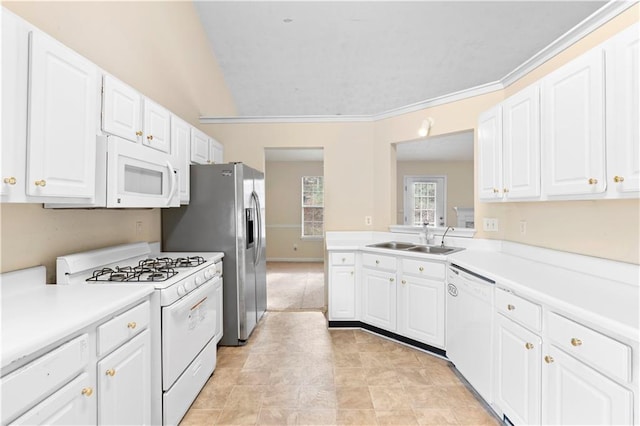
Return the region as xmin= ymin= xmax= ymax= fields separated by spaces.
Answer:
xmin=404 ymin=176 xmax=446 ymax=227
xmin=302 ymin=176 xmax=324 ymax=237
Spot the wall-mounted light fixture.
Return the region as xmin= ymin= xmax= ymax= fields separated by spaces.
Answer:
xmin=418 ymin=117 xmax=434 ymax=138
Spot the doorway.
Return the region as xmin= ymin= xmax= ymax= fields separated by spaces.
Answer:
xmin=264 ymin=147 xmax=325 ymax=312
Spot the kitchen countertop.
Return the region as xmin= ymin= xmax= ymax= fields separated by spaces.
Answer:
xmin=1 ymin=283 xmax=154 ymax=370
xmin=448 ymin=249 xmax=639 ymax=342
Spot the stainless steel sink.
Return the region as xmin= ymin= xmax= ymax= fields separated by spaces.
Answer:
xmin=367 ymin=241 xmax=415 ymax=250
xmin=406 ymin=245 xmax=461 ymax=254
xmin=366 ymin=241 xmax=464 ymax=255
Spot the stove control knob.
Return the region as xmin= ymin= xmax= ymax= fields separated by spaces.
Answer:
xmin=204 ymin=269 xmax=212 ymax=279
xmin=210 ymin=267 xmax=218 ymax=276
xmin=195 ymin=275 xmax=204 ymax=286
xmin=184 ymin=279 xmax=195 ymax=292
xmin=177 ymin=284 xmax=187 ymax=297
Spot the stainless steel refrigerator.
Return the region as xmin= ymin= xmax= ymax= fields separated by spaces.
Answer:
xmin=162 ymin=163 xmax=266 ymax=346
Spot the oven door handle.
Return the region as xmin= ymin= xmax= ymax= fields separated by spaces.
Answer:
xmin=166 ymin=160 xmax=177 ymax=206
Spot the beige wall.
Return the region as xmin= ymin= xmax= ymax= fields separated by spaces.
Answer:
xmin=1 ymin=2 xmax=236 ymax=281
xmin=265 ymin=161 xmax=324 ymax=261
xmin=396 ymin=161 xmax=474 ymax=226
xmin=208 ymin=5 xmax=640 ymax=264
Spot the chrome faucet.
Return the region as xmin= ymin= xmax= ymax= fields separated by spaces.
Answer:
xmin=441 ymin=226 xmax=454 ymax=248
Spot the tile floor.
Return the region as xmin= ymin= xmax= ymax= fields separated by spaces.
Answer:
xmin=266 ymin=262 xmax=325 ymax=312
xmin=181 ymin=311 xmax=500 ymax=425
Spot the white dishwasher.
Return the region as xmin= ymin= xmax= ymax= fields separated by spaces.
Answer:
xmin=446 ymin=263 xmax=494 ymax=404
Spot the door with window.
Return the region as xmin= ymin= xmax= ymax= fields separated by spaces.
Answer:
xmin=403 ymin=176 xmax=446 ymax=226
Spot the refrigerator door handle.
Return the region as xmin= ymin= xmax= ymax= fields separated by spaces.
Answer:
xmin=251 ymin=190 xmax=262 ymax=265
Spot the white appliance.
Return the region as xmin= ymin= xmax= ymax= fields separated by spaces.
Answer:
xmin=47 ymin=135 xmax=180 ymax=209
xmin=446 ymin=263 xmax=494 ymax=403
xmin=57 ymin=242 xmax=222 ymax=425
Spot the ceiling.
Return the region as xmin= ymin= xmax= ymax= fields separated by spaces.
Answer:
xmin=195 ymin=1 xmax=607 ymax=117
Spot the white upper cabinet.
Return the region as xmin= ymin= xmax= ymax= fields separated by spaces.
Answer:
xmin=171 ymin=115 xmax=191 ymax=204
xmin=142 ymin=98 xmax=171 ymax=154
xmin=605 ymin=23 xmax=640 ymax=195
xmin=478 ymin=106 xmax=503 ymax=200
xmin=190 ymin=128 xmax=211 ymax=164
xmin=1 ymin=9 xmax=30 ymax=201
xmin=502 ymin=84 xmax=541 ymax=199
xmin=27 ymin=29 xmax=98 ymax=199
xmin=541 ymin=48 xmax=606 ymax=197
xmin=102 ymin=75 xmax=142 ymax=143
xmin=210 ymin=138 xmax=224 ymax=164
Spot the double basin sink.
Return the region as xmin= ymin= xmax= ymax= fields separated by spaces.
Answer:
xmin=366 ymin=241 xmax=464 ymax=255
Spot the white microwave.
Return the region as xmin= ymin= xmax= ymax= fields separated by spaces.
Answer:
xmin=46 ymin=135 xmax=179 ymax=208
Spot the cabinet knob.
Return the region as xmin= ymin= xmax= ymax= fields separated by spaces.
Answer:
xmin=34 ymin=179 xmax=46 ymax=187
xmin=81 ymin=387 xmax=93 ymax=397
xmin=127 ymin=321 xmax=137 ymax=329
xmin=525 ymin=342 xmax=534 ymax=350
xmin=342 ymin=257 xmax=346 ymax=262
xmin=588 ymin=178 xmax=598 ymax=185
xmin=493 ymin=188 xmax=499 ymax=193
xmin=375 ymin=260 xmax=380 ymax=265
xmin=3 ymin=177 xmax=16 ymax=185
xmin=147 ymin=135 xmax=154 ymax=141
xmin=503 ymin=188 xmax=509 ymax=193
xmin=544 ymin=355 xmax=554 ymax=364
xmin=507 ymin=304 xmax=515 ymax=311
xmin=570 ymin=338 xmax=582 ymax=347
xmin=136 ymin=130 xmax=143 ymax=136
xmin=418 ymin=266 xmax=424 ymax=272
xmin=106 ymin=369 xmax=116 ymax=376
xmin=389 ymin=278 xmax=395 ymax=283
xmin=350 ymin=271 xmax=354 ymax=275
xmin=614 ymin=176 xmax=625 ymax=183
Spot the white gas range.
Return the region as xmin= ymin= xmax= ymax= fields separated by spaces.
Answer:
xmin=56 ymin=242 xmax=224 ymax=425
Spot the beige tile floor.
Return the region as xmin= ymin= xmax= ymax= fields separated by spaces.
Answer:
xmin=266 ymin=262 xmax=325 ymax=312
xmin=181 ymin=310 xmax=500 ymax=425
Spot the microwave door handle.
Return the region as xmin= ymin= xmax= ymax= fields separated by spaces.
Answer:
xmin=166 ymin=160 xmax=177 ymax=206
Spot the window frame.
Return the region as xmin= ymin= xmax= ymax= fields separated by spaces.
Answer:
xmin=403 ymin=175 xmax=447 ymax=227
xmin=301 ymin=175 xmax=324 ymax=240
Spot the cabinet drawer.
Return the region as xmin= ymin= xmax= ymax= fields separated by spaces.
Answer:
xmin=0 ymin=334 xmax=89 ymax=424
xmin=401 ymin=258 xmax=445 ymax=279
xmin=330 ymin=252 xmax=355 ymax=266
xmin=548 ymin=312 xmax=631 ymax=383
xmin=98 ymin=301 xmax=150 ymax=357
xmin=495 ymin=288 xmax=541 ymax=332
xmin=362 ymin=253 xmax=396 ymax=270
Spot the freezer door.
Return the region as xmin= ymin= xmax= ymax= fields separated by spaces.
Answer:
xmin=252 ymin=171 xmax=267 ymax=323
xmin=240 ymin=168 xmax=257 ymax=341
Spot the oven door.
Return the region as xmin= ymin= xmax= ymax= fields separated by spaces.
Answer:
xmin=161 ymin=277 xmax=217 ymax=390
xmin=106 ymin=135 xmax=179 ymax=208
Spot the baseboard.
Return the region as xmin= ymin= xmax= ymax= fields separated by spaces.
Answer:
xmin=327 ymin=320 xmax=447 ymax=358
xmin=266 ymin=257 xmax=324 ymax=262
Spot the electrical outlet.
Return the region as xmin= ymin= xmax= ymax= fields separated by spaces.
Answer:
xmin=483 ymin=218 xmax=499 ymax=232
xmin=520 ymin=221 xmax=527 ymax=235
xmin=135 ymin=221 xmax=143 ymax=237
xmin=293 ymin=244 xmax=298 ymax=251
xmin=365 ymin=216 xmax=372 ymax=226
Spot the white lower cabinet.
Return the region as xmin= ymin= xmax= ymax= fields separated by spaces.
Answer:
xmin=97 ymin=329 xmax=151 ymax=425
xmin=542 ymin=344 xmax=632 ymax=425
xmin=362 ymin=268 xmax=397 ymax=331
xmin=494 ymin=313 xmax=542 ymax=425
xmin=328 ymin=252 xmax=358 ymax=321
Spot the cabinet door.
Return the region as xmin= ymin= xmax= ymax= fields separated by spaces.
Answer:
xmin=98 ymin=329 xmax=151 ymax=425
xmin=329 ymin=265 xmax=357 ymax=320
xmin=478 ymin=106 xmax=503 ymax=200
xmin=362 ymin=268 xmax=396 ymax=332
xmin=214 ymin=279 xmax=224 ymax=344
xmin=502 ymin=84 xmax=541 ymax=199
xmin=142 ymin=98 xmax=171 ymax=153
xmin=542 ymin=344 xmax=632 ymax=425
xmin=495 ymin=314 xmax=541 ymax=426
xmin=171 ymin=116 xmax=191 ymax=204
xmin=190 ymin=128 xmax=210 ymax=164
xmin=102 ymin=75 xmax=142 ymax=143
xmin=210 ymin=138 xmax=224 ymax=164
xmin=397 ymin=274 xmax=444 ymax=347
xmin=541 ymin=48 xmax=605 ymax=196
xmin=12 ymin=373 xmax=95 ymax=425
xmin=606 ymin=23 xmax=640 ymax=194
xmin=1 ymin=10 xmax=29 ymax=201
xmin=27 ymin=30 xmax=98 ymax=199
